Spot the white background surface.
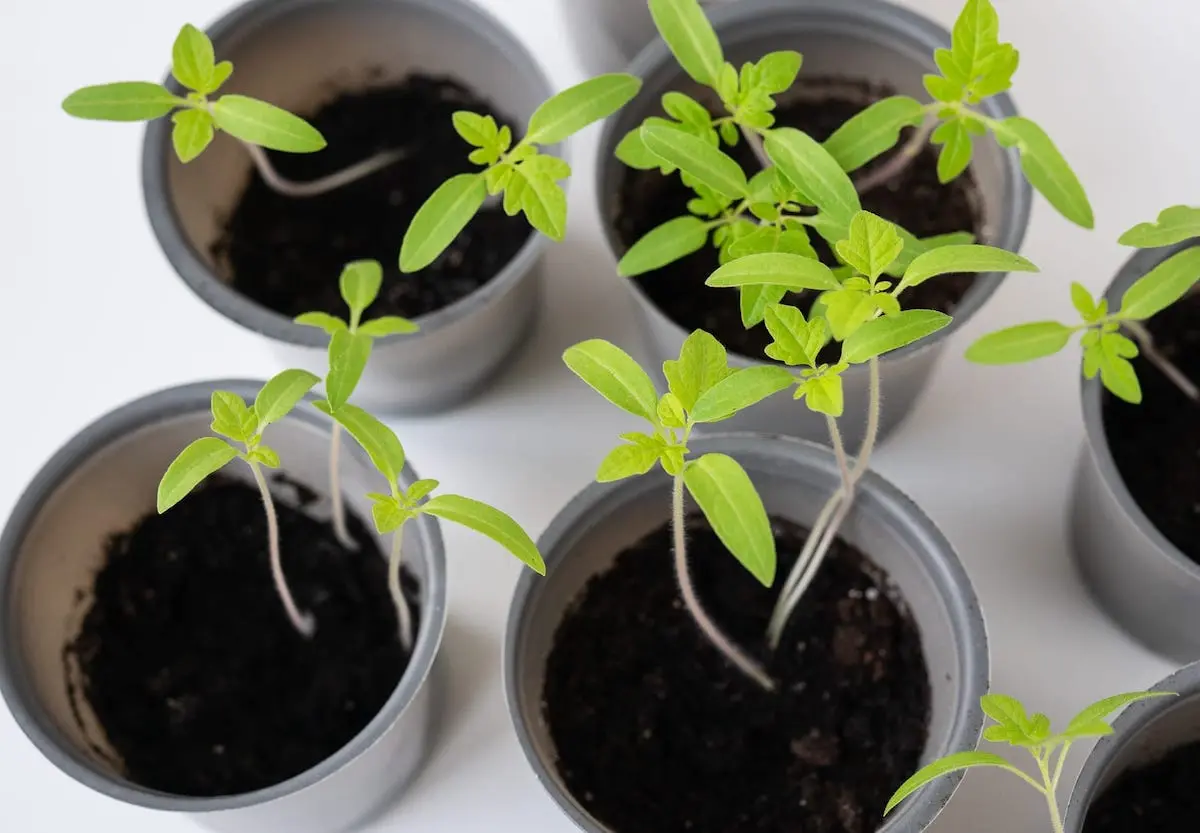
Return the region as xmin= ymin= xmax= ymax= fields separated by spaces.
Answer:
xmin=1 ymin=0 xmax=1197 ymax=830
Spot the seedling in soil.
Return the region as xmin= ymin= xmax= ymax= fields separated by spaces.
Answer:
xmin=62 ymin=23 xmax=398 ymax=197
xmin=295 ymin=259 xmax=418 ymax=549
xmin=157 ymin=369 xmax=321 ymax=637
xmin=886 ymin=690 xmax=1174 ymax=833
xmin=968 ymin=205 xmax=1200 ymax=404
xmin=320 ymin=403 xmax=545 ymax=649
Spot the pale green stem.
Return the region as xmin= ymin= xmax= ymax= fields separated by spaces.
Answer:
xmin=248 ymin=460 xmax=315 ymax=637
xmin=672 ymin=475 xmax=775 ymax=691
xmin=852 ymin=117 xmax=937 ymax=195
xmin=389 ymin=523 xmax=414 ymax=651
xmin=1050 ymin=741 xmax=1072 ymax=793
xmin=1037 ymin=752 xmax=1066 ymax=833
xmin=1121 ymin=319 xmax=1200 ymax=401
xmin=237 ymin=139 xmax=404 ymax=199
xmin=328 ymin=422 xmax=357 ymax=550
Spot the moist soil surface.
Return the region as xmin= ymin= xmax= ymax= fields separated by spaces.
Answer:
xmin=615 ymin=77 xmax=985 ymax=362
xmin=1083 ymin=739 xmax=1200 ymax=832
xmin=1103 ymin=281 xmax=1200 ymax=563
xmin=67 ymin=475 xmax=418 ymax=797
xmin=215 ymin=73 xmax=533 ymax=322
xmin=543 ymin=514 xmax=930 ymax=833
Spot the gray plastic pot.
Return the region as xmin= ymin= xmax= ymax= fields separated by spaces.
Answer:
xmin=505 ymin=433 xmax=988 ymax=833
xmin=142 ymin=0 xmax=557 ymax=415
xmin=562 ymin=0 xmax=734 ymax=76
xmin=0 ymin=380 xmax=446 ymax=833
xmin=596 ymin=0 xmax=1032 ymax=448
xmin=1063 ymin=661 xmax=1200 ymax=831
xmin=1070 ymin=239 xmax=1200 ymax=663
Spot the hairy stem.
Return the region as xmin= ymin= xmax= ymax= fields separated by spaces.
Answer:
xmin=1050 ymin=741 xmax=1072 ymax=793
xmin=852 ymin=119 xmax=937 ymax=196
xmin=249 ymin=461 xmax=315 ymax=637
xmin=1121 ymin=320 xmax=1200 ymax=401
xmin=239 ymin=140 xmax=405 ymax=199
xmin=328 ymin=423 xmax=357 ymax=550
xmin=672 ymin=475 xmax=775 ymax=691
xmin=1037 ymin=753 xmax=1066 ymax=833
xmin=389 ymin=523 xmax=414 ymax=651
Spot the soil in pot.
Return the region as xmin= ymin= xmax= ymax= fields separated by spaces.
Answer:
xmin=65 ymin=474 xmax=420 ymax=797
xmin=543 ymin=514 xmax=930 ymax=833
xmin=213 ymin=72 xmax=534 ymax=321
xmin=1082 ymin=739 xmax=1200 ymax=832
xmin=614 ymin=77 xmax=984 ymax=363
xmin=1102 ymin=281 xmax=1200 ymax=563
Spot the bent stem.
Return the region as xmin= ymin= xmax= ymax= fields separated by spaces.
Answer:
xmin=239 ymin=140 xmax=405 ymax=199
xmin=248 ymin=460 xmax=316 ymax=637
xmin=672 ymin=474 xmax=775 ymax=691
xmin=1121 ymin=319 xmax=1200 ymax=401
xmin=852 ymin=118 xmax=937 ymax=196
xmin=327 ymin=422 xmax=358 ymax=550
xmin=388 ymin=524 xmax=414 ymax=651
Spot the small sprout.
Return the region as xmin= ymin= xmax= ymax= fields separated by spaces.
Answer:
xmin=886 ymin=690 xmax=1175 ymax=833
xmin=158 ymin=369 xmax=320 ymax=636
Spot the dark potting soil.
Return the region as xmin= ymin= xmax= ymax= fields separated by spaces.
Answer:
xmin=543 ymin=515 xmax=930 ymax=833
xmin=214 ymin=73 xmax=533 ymax=321
xmin=615 ymin=77 xmax=984 ymax=363
xmin=66 ymin=475 xmax=418 ymax=797
xmin=1103 ymin=281 xmax=1200 ymax=564
xmin=1083 ymin=739 xmax=1200 ymax=832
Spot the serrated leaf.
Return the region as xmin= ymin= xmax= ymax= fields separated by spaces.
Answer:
xmin=993 ymin=117 xmax=1093 ymax=229
xmin=516 ymin=169 xmax=568 ymax=241
xmin=691 ymin=366 xmax=794 ymax=423
xmin=1117 ymin=246 xmax=1200 ymax=320
xmin=965 ymin=321 xmax=1074 ymax=364
xmin=683 ymin=453 xmax=775 ymax=586
xmin=211 ymin=391 xmax=256 ymax=442
xmin=657 ymin=392 xmax=687 ymax=428
xmin=842 ymin=309 xmax=952 ymax=363
xmin=899 ymin=244 xmax=1038 ymax=292
xmin=649 ymin=0 xmax=724 ymax=87
xmin=62 ymin=82 xmax=179 ymax=122
xmin=294 ymin=311 xmax=347 ymax=335
xmin=802 ymin=373 xmax=844 ymax=417
xmin=924 ymin=73 xmax=964 ymax=103
xmin=210 ymin=95 xmax=326 ymax=152
xmin=254 ymin=368 xmax=320 ymax=428
xmin=980 ymin=693 xmax=1030 ymax=732
xmin=527 ymin=74 xmax=642 ymax=145
xmin=763 ymin=304 xmax=814 ymax=366
xmin=618 ymin=216 xmax=710 ymax=277
xmin=934 ymin=119 xmax=973 ymax=183
xmin=707 ymin=252 xmax=840 ymax=291
xmin=371 ymin=496 xmax=407 ymax=534
xmin=822 ymin=289 xmax=877 ymax=341
xmin=172 ymin=23 xmax=216 ymax=93
xmin=662 ymin=91 xmax=712 ymax=127
xmin=339 ymin=260 xmax=383 ymax=322
xmin=949 ymin=0 xmax=1002 ymax=84
xmin=564 ymin=339 xmax=659 ymax=421
xmin=597 ymin=443 xmax=660 ymax=482
xmin=823 ymin=96 xmax=925 ymax=173
xmin=642 ymin=123 xmax=748 ymax=200
xmin=452 ymin=111 xmax=498 ymax=150
xmin=321 ymin=403 xmax=406 ymax=484
xmin=359 ymin=316 xmax=419 ymax=338
xmin=765 ymin=128 xmax=861 ymax=226
xmin=171 ymin=108 xmax=214 ymax=163
xmin=325 ymin=330 xmax=372 ymax=411
xmin=423 ymin=495 xmax=544 ymax=574
xmin=1062 ymin=691 xmax=1174 ymax=740
xmin=885 ymin=752 xmax=1011 ymax=815
xmin=972 ymin=44 xmax=1019 ymax=100
xmin=1120 ymin=205 xmax=1200 ymax=248
xmin=664 ymin=329 xmax=733 ymax=411
xmin=157 ymin=437 xmax=239 ymax=512
xmin=835 ymin=211 xmax=905 ymax=280
xmin=400 ymin=174 xmax=488 ymax=272
xmin=248 ymin=446 xmax=280 ymax=468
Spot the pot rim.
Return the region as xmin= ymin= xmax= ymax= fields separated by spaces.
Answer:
xmin=504 ymin=430 xmax=990 ymax=833
xmin=140 ymin=0 xmax=560 ymax=350
xmin=0 ymin=378 xmax=448 ymax=812
xmin=593 ymin=0 xmax=1032 ymax=376
xmin=1078 ymin=238 xmax=1200 ymax=585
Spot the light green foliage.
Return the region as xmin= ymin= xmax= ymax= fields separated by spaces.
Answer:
xmin=564 ymin=332 xmax=785 ymax=584
xmin=886 ymin=690 xmax=1173 ymax=829
xmin=824 ymin=96 xmax=926 ymax=173
xmin=62 ymin=23 xmax=325 ymax=163
xmin=1119 ymin=205 xmax=1200 ymax=248
xmin=400 ymin=74 xmax=642 ymax=270
xmin=157 ymin=371 xmax=320 ymax=512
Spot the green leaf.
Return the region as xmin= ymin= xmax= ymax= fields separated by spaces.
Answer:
xmin=648 ymin=0 xmax=724 ymax=87
xmin=171 ymin=23 xmax=216 ymax=93
xmin=563 ymin=339 xmax=660 ymax=422
xmin=210 ymin=95 xmax=326 ymax=152
xmin=657 ymin=392 xmax=687 ymax=428
xmin=325 ymin=330 xmax=373 ymax=411
xmin=62 ymin=82 xmax=179 ymax=122
xmin=764 ymin=128 xmax=861 ymax=226
xmin=981 ymin=693 xmax=1030 ymax=731
xmin=993 ymin=117 xmax=1093 ymax=229
xmin=423 ymin=495 xmax=545 ymax=575
xmin=662 ymin=92 xmax=712 ymax=127
xmin=294 ymin=311 xmax=347 ymax=335
xmin=822 ymin=288 xmax=877 ymax=341
xmin=210 ymin=61 xmax=233 ymax=92
xmin=1071 ymin=282 xmax=1099 ymax=320
xmin=452 ymin=111 xmax=500 ymax=150
xmin=615 ymin=125 xmax=662 ymax=170
xmin=842 ymin=309 xmax=952 ymax=363
xmin=823 ymin=96 xmax=925 ymax=173
xmin=965 ymin=321 xmax=1074 ymax=364
xmin=617 ymin=216 xmax=710 ymax=277
xmin=763 ymin=304 xmax=817 ymax=366
xmin=801 ymin=373 xmax=844 ymax=417
xmin=321 ymin=403 xmax=406 ymax=484
xmin=707 ymin=253 xmax=840 ymax=291
xmin=923 ymin=73 xmax=964 ymax=104
xmin=682 ymin=453 xmax=775 ymax=586
xmin=247 ymin=446 xmax=280 ymax=468
xmin=597 ymin=443 xmax=660 ymax=482
xmin=835 ymin=211 xmax=905 ymax=280
xmin=513 ymin=167 xmax=568 ymax=241
xmin=254 ymin=368 xmax=320 ymax=428
xmin=691 ymin=366 xmax=794 ymax=423
xmin=406 ymin=479 xmax=440 ymax=503
xmin=210 ymin=391 xmax=256 ymax=442
xmin=663 ymin=329 xmax=733 ymax=411
xmin=157 ymin=437 xmax=238 ymax=512
xmin=399 ymin=174 xmax=488 ymax=272
xmin=526 ymin=74 xmax=642 ymax=145
xmin=642 ymin=124 xmax=748 ymax=200
xmin=1117 ymin=247 xmax=1200 ymax=320
xmin=933 ymin=119 xmax=973 ymax=183
xmin=948 ymin=0 xmax=1002 ymax=87
xmin=359 ymin=316 xmax=419 ymax=337
xmin=371 ymin=496 xmax=407 ymax=534
xmin=885 ymin=752 xmax=1011 ymax=815
xmin=899 ymin=244 xmax=1038 ymax=292
xmin=339 ymin=260 xmax=383 ymax=322
xmin=171 ymin=108 xmax=214 ymax=163
xmin=1120 ymin=205 xmax=1200 ymax=248
xmin=1062 ymin=691 xmax=1175 ymax=740
xmin=755 ymin=51 xmax=803 ymax=94
xmin=1095 ymin=334 xmax=1142 ymax=404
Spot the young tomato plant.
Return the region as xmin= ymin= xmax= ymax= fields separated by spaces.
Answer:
xmin=157 ymin=369 xmax=321 ymax=636
xmin=62 ymin=23 xmax=397 ymax=197
xmin=295 ymin=260 xmax=418 ymax=548
xmin=968 ymin=205 xmax=1200 ymax=404
xmin=885 ymin=690 xmax=1174 ymax=833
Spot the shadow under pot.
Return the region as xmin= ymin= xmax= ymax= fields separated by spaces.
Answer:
xmin=506 ymin=433 xmax=988 ymax=833
xmin=1064 ymin=661 xmax=1200 ymax=832
xmin=0 ymin=380 xmax=446 ymax=833
xmin=1071 ymin=238 xmax=1200 ymax=663
xmin=142 ymin=0 xmax=557 ymax=415
xmin=595 ymin=0 xmax=1032 ymax=449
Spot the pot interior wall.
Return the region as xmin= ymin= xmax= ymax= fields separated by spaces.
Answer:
xmin=5 ymin=410 xmax=421 ymax=786
xmin=1085 ymin=689 xmax=1200 ymax=798
xmin=164 ymin=0 xmax=548 ymax=280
